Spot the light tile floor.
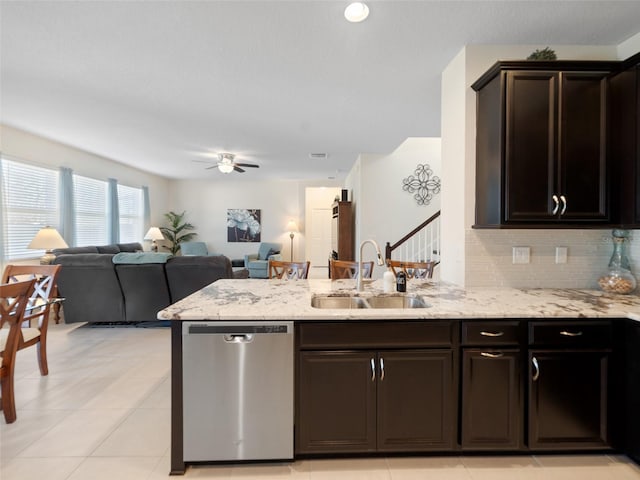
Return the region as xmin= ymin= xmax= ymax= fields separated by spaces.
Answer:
xmin=2 ymin=322 xmax=640 ymax=479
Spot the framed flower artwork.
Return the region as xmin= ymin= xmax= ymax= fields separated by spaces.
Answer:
xmin=227 ymin=209 xmax=261 ymax=242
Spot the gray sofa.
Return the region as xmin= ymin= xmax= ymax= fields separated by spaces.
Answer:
xmin=52 ymin=243 xmax=234 ymax=323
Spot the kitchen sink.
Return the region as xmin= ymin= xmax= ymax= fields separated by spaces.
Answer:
xmin=310 ymin=294 xmax=430 ymax=309
xmin=364 ymin=295 xmax=429 ymax=309
xmin=310 ymin=295 xmax=369 ymax=309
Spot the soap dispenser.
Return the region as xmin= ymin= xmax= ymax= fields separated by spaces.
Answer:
xmin=383 ymin=261 xmax=395 ymax=293
xmin=396 ymin=270 xmax=407 ymax=292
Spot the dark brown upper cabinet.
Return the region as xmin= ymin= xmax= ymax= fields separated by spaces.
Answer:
xmin=472 ymin=61 xmax=618 ymax=228
xmin=608 ymin=53 xmax=640 ymax=227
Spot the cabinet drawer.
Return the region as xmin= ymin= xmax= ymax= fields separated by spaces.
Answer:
xmin=462 ymin=321 xmax=521 ymax=346
xmin=528 ymin=321 xmax=612 ymax=347
xmin=297 ymin=321 xmax=455 ymax=349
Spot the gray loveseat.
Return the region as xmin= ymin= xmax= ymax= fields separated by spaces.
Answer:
xmin=52 ymin=243 xmax=234 ymax=323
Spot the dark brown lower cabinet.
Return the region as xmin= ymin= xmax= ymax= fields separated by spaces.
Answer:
xmin=297 ymin=351 xmax=376 ymax=453
xmin=461 ymin=349 xmax=522 ymax=450
xmin=296 ymin=349 xmax=455 ymax=454
xmin=528 ymin=350 xmax=610 ymax=449
xmin=377 ymin=350 xmax=455 ymax=452
xmin=624 ymin=321 xmax=640 ymax=462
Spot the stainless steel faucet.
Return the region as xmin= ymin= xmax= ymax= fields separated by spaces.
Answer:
xmin=357 ymin=239 xmax=385 ymax=291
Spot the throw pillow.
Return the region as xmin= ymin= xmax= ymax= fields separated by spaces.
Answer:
xmin=266 ymin=248 xmax=280 ymax=259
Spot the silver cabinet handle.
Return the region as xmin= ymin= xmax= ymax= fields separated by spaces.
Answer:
xmin=480 ymin=331 xmax=504 ymax=337
xmin=560 ymin=330 xmax=583 ymax=337
xmin=481 ymin=352 xmax=504 ymax=358
xmin=370 ymin=358 xmax=376 ymax=381
xmin=532 ymin=356 xmax=540 ymax=381
xmin=552 ymin=195 xmax=560 ymax=215
xmin=560 ymin=195 xmax=567 ymax=215
xmin=379 ymin=357 xmax=385 ymax=381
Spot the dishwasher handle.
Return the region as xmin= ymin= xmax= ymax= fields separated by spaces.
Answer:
xmin=223 ymin=334 xmax=254 ymax=344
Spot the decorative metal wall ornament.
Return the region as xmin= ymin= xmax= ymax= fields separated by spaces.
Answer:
xmin=402 ymin=164 xmax=441 ymax=206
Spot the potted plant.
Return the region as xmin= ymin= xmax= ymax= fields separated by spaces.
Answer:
xmin=160 ymin=211 xmax=197 ymax=255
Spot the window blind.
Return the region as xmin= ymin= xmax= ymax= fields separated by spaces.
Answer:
xmin=74 ymin=175 xmax=108 ymax=246
xmin=118 ymin=184 xmax=144 ymax=243
xmin=0 ymin=158 xmax=60 ymax=260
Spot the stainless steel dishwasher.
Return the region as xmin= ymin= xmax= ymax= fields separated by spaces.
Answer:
xmin=182 ymin=321 xmax=294 ymax=462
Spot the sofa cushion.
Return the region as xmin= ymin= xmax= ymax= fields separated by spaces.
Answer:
xmin=114 ymin=263 xmax=171 ymax=322
xmin=112 ymin=252 xmax=173 ymax=264
xmin=165 ymin=256 xmax=234 ymax=302
xmin=52 ymin=254 xmax=126 ymax=323
xmin=117 ymin=242 xmax=143 ymax=253
xmin=247 ymin=260 xmax=268 ymax=269
xmin=258 ymin=242 xmax=282 ymax=260
xmin=180 ymin=241 xmax=209 ymax=256
xmin=52 ymin=246 xmax=99 ymax=256
xmin=97 ymin=244 xmax=121 ymax=254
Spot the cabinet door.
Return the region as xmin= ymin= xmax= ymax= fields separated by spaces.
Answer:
xmin=461 ymin=350 xmax=522 ymax=450
xmin=559 ymin=72 xmax=608 ymax=221
xmin=376 ymin=350 xmax=455 ymax=452
xmin=505 ymin=71 xmax=558 ymax=222
xmin=529 ymin=350 xmax=610 ymax=449
xmin=296 ymin=351 xmax=376 ymax=454
xmin=625 ymin=322 xmax=640 ymax=463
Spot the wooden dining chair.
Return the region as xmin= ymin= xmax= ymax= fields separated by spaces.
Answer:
xmin=268 ymin=260 xmax=310 ymax=280
xmin=0 ymin=279 xmax=36 ymax=423
xmin=330 ymin=260 xmax=374 ymax=280
xmin=1 ymin=265 xmax=61 ymax=376
xmin=389 ymin=260 xmax=436 ymax=279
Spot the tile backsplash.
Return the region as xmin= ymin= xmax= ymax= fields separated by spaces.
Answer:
xmin=466 ymin=229 xmax=640 ymax=289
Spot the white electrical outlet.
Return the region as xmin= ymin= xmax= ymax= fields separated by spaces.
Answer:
xmin=555 ymin=246 xmax=568 ymax=264
xmin=512 ymin=246 xmax=530 ymax=264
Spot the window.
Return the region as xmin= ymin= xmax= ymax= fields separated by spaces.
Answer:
xmin=0 ymin=157 xmax=59 ymax=260
xmin=74 ymin=175 xmax=108 ymax=246
xmin=118 ymin=184 xmax=144 ymax=243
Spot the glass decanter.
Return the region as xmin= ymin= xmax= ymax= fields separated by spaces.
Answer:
xmin=598 ymin=229 xmax=637 ymax=294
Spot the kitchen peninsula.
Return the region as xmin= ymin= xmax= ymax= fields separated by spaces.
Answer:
xmin=160 ymin=279 xmax=640 ymax=475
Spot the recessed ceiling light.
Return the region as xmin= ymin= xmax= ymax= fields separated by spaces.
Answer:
xmin=344 ymin=2 xmax=369 ymax=23
xmin=309 ymin=153 xmax=328 ymax=159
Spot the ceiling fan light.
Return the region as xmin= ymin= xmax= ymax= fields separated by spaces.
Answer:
xmin=218 ymin=163 xmax=234 ymax=174
xmin=344 ymin=2 xmax=369 ymax=22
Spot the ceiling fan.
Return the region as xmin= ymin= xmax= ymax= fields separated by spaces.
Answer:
xmin=196 ymin=153 xmax=260 ymax=174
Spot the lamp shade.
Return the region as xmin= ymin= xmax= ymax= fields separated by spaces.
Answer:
xmin=286 ymin=220 xmax=298 ymax=233
xmin=144 ymin=227 xmax=164 ymax=241
xmin=28 ymin=226 xmax=68 ymax=250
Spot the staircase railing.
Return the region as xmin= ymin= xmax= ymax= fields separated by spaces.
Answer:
xmin=385 ymin=210 xmax=441 ymax=264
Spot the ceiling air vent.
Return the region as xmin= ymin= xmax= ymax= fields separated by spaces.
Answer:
xmin=309 ymin=153 xmax=328 ymax=160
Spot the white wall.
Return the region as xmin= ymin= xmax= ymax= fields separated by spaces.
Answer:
xmin=440 ymin=48 xmax=468 ymax=286
xmin=168 ymin=178 xmax=340 ymax=262
xmin=1 ymin=125 xmax=170 ymax=226
xmin=441 ymin=43 xmax=640 ymax=288
xmin=346 ymin=137 xmax=442 ymax=278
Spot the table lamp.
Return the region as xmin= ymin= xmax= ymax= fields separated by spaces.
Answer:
xmin=144 ymin=227 xmax=164 ymax=252
xmin=28 ymin=226 xmax=69 ymax=264
xmin=286 ymin=219 xmax=298 ymax=262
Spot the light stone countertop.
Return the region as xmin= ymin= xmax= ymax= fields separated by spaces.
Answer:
xmin=158 ymin=279 xmax=640 ymax=322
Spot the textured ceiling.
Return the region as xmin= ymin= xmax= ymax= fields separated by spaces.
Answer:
xmin=2 ymin=1 xmax=640 ymax=181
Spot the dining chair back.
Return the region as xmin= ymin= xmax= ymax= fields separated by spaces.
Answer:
xmin=330 ymin=260 xmax=374 ymax=280
xmin=2 ymin=264 xmax=61 ymax=376
xmin=388 ymin=260 xmax=436 ymax=279
xmin=268 ymin=260 xmax=310 ymax=280
xmin=0 ymin=279 xmax=36 ymax=423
